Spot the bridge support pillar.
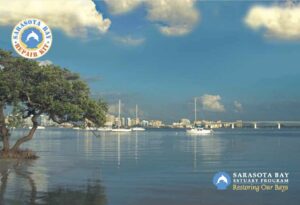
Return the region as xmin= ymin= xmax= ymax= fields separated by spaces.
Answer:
xmin=278 ymin=123 xmax=281 ymax=130
xmin=254 ymin=123 xmax=257 ymax=129
xmin=231 ymin=123 xmax=234 ymax=129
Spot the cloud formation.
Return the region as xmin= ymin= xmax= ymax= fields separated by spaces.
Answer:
xmin=104 ymin=0 xmax=142 ymax=14
xmin=0 ymin=0 xmax=111 ymax=37
xmin=200 ymin=94 xmax=225 ymax=112
xmin=147 ymin=0 xmax=199 ymax=36
xmin=105 ymin=0 xmax=199 ymax=36
xmin=245 ymin=4 xmax=300 ymax=40
xmin=114 ymin=35 xmax=145 ymax=46
xmin=234 ymin=101 xmax=243 ymax=113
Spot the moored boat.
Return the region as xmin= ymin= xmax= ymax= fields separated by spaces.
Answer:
xmin=132 ymin=127 xmax=145 ymax=131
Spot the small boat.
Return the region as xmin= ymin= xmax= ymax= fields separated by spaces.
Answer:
xmin=187 ymin=127 xmax=212 ymax=135
xmin=132 ymin=127 xmax=145 ymax=131
xmin=186 ymin=97 xmax=213 ymax=135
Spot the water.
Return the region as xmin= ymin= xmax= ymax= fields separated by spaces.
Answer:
xmin=0 ymin=128 xmax=300 ymax=205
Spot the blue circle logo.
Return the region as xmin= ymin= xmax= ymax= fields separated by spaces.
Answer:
xmin=21 ymin=27 xmax=43 ymax=49
xmin=213 ymin=172 xmax=231 ymax=190
xmin=11 ymin=18 xmax=52 ymax=59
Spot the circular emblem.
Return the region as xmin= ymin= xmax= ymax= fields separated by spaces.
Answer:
xmin=11 ymin=18 xmax=52 ymax=59
xmin=213 ymin=171 xmax=231 ymax=190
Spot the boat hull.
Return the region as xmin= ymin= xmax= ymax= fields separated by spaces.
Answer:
xmin=112 ymin=128 xmax=132 ymax=132
xmin=186 ymin=128 xmax=212 ymax=135
xmin=132 ymin=127 xmax=145 ymax=131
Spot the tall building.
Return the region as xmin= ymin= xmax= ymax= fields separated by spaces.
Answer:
xmin=141 ymin=120 xmax=149 ymax=127
xmin=121 ymin=117 xmax=125 ymax=127
xmin=127 ymin=118 xmax=132 ymax=127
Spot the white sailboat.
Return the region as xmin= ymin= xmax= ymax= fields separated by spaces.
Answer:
xmin=132 ymin=104 xmax=145 ymax=131
xmin=186 ymin=97 xmax=213 ymax=135
xmin=112 ymin=100 xmax=132 ymax=132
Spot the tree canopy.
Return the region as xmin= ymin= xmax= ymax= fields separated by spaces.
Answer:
xmin=0 ymin=49 xmax=107 ymax=156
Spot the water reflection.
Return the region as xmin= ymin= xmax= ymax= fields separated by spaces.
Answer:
xmin=181 ymin=134 xmax=224 ymax=172
xmin=2 ymin=129 xmax=299 ymax=205
xmin=94 ymin=131 xmax=143 ymax=168
xmin=0 ymin=161 xmax=107 ymax=205
xmin=40 ymin=180 xmax=106 ymax=205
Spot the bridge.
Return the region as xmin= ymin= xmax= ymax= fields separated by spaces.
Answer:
xmin=216 ymin=121 xmax=300 ymax=129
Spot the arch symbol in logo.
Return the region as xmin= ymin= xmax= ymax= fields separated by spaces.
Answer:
xmin=213 ymin=172 xmax=231 ymax=190
xmin=11 ymin=18 xmax=52 ymax=59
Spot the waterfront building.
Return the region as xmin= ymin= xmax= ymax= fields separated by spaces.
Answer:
xmin=105 ymin=114 xmax=115 ymax=127
xmin=141 ymin=120 xmax=149 ymax=127
xmin=127 ymin=117 xmax=132 ymax=127
xmin=149 ymin=120 xmax=163 ymax=128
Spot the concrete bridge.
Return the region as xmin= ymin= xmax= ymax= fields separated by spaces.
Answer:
xmin=222 ymin=121 xmax=300 ymax=129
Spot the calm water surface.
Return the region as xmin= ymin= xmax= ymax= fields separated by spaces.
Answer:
xmin=0 ymin=128 xmax=300 ymax=205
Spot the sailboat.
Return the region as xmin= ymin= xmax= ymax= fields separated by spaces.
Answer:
xmin=132 ymin=104 xmax=145 ymax=131
xmin=112 ymin=100 xmax=132 ymax=132
xmin=186 ymin=97 xmax=213 ymax=135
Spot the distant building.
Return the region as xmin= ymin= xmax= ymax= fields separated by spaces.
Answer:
xmin=172 ymin=118 xmax=191 ymax=128
xmin=122 ymin=117 xmax=125 ymax=127
xmin=127 ymin=117 xmax=132 ymax=127
xmin=115 ymin=117 xmax=121 ymax=127
xmin=141 ymin=120 xmax=149 ymax=127
xmin=39 ymin=115 xmax=58 ymax=127
xmin=172 ymin=122 xmax=181 ymax=128
xmin=132 ymin=118 xmax=140 ymax=126
xmin=105 ymin=114 xmax=115 ymax=127
xmin=149 ymin=120 xmax=163 ymax=128
xmin=180 ymin=118 xmax=191 ymax=127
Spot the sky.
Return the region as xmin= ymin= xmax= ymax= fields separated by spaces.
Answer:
xmin=1 ymin=0 xmax=300 ymax=123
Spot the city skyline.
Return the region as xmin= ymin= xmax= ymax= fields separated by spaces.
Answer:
xmin=1 ymin=1 xmax=300 ymax=122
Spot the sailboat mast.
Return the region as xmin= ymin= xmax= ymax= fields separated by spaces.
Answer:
xmin=194 ymin=97 xmax=197 ymax=123
xmin=136 ymin=104 xmax=138 ymax=120
xmin=118 ymin=99 xmax=121 ymax=128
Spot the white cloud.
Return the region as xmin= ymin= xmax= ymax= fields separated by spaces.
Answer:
xmin=114 ymin=35 xmax=145 ymax=46
xmin=245 ymin=4 xmax=300 ymax=40
xmin=0 ymin=0 xmax=111 ymax=37
xmin=146 ymin=0 xmax=199 ymax=36
xmin=105 ymin=0 xmax=199 ymax=36
xmin=38 ymin=60 xmax=53 ymax=66
xmin=234 ymin=101 xmax=243 ymax=113
xmin=200 ymin=94 xmax=225 ymax=112
xmin=104 ymin=0 xmax=143 ymax=15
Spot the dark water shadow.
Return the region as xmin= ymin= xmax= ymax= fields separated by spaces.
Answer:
xmin=0 ymin=161 xmax=107 ymax=205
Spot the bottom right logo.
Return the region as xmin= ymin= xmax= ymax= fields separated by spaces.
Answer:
xmin=213 ymin=171 xmax=232 ymax=190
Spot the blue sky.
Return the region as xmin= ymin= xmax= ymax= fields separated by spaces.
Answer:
xmin=1 ymin=1 xmax=300 ymax=122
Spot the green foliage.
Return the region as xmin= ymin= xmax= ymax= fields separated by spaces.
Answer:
xmin=7 ymin=104 xmax=24 ymax=128
xmin=0 ymin=49 xmax=107 ymax=127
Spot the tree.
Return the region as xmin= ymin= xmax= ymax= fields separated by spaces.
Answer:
xmin=0 ymin=49 xmax=107 ymax=158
